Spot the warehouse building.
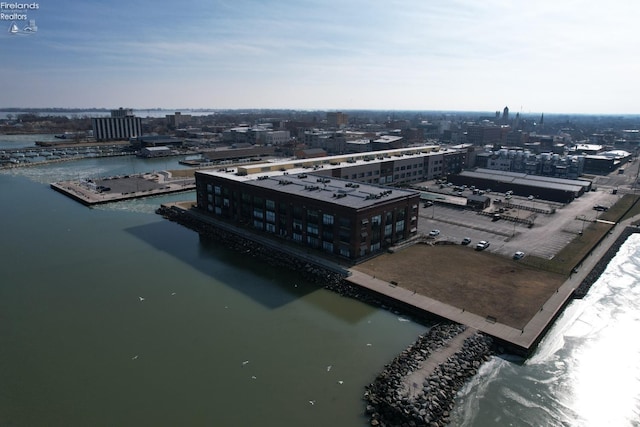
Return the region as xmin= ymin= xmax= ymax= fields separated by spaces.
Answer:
xmin=448 ymin=169 xmax=591 ymax=203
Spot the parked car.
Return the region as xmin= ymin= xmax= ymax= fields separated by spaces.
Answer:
xmin=461 ymin=237 xmax=471 ymax=245
xmin=475 ymin=240 xmax=490 ymax=250
xmin=513 ymin=251 xmax=525 ymax=260
xmin=593 ymin=205 xmax=608 ymax=211
xmin=429 ymin=229 xmax=440 ymax=237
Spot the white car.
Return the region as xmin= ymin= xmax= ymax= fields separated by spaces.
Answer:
xmin=429 ymin=229 xmax=440 ymax=237
xmin=513 ymin=251 xmax=525 ymax=260
xmin=476 ymin=240 xmax=490 ymax=250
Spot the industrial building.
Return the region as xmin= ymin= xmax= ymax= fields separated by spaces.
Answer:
xmin=582 ymin=150 xmax=632 ymax=174
xmin=195 ymin=171 xmax=420 ymax=261
xmin=448 ymin=169 xmax=591 ymax=203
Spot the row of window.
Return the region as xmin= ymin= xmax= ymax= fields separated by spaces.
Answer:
xmin=203 ymin=181 xmax=417 ymax=259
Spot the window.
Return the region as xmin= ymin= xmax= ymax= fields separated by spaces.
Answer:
xmin=307 ymin=236 xmax=319 ymax=248
xmin=371 ymin=215 xmax=381 ymax=225
xmin=323 ymin=213 xmax=334 ymax=225
xmin=323 ymin=241 xmax=334 ymax=252
xmin=307 ymin=210 xmax=319 ymax=223
xmin=385 ymin=224 xmax=393 ymax=237
xmin=214 ymin=185 xmax=221 ymax=195
xmin=266 ymin=199 xmax=275 ymax=210
xmin=253 ymin=219 xmax=263 ymax=229
xmin=253 ymin=208 xmax=264 ymax=219
xmin=266 ymin=223 xmax=276 ymax=233
xmin=266 ymin=211 xmax=276 ymax=222
xmin=293 ymin=206 xmax=303 ymax=219
xmin=396 ymin=219 xmax=405 ymax=232
xmin=307 ymin=223 xmax=319 ymax=236
xmin=293 ymin=233 xmax=303 ymax=242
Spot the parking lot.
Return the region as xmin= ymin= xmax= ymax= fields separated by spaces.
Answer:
xmin=417 ymin=184 xmax=622 ymax=261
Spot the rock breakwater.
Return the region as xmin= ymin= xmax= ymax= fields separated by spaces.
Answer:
xmin=364 ymin=323 xmax=494 ymax=427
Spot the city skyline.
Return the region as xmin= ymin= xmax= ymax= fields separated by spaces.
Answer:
xmin=3 ymin=0 xmax=639 ymax=114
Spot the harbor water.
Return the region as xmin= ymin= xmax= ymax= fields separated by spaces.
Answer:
xmin=1 ymin=142 xmax=639 ymax=426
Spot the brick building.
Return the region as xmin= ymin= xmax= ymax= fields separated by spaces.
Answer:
xmin=195 ymin=172 xmax=420 ymax=261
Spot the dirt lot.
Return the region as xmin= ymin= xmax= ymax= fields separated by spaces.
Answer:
xmin=353 ymin=243 xmax=565 ymax=329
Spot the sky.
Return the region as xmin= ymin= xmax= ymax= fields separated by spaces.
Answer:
xmin=2 ymin=0 xmax=639 ymax=114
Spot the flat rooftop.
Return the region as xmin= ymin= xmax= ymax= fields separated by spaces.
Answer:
xmin=198 ymin=171 xmax=419 ymax=209
xmin=461 ymin=169 xmax=590 ymax=192
xmin=232 ymin=144 xmax=447 ymax=175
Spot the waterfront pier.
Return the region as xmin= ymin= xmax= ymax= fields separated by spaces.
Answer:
xmin=51 ymin=171 xmax=195 ymax=206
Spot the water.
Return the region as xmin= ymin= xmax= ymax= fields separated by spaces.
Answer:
xmin=2 ymin=151 xmax=640 ymax=426
xmin=0 ymin=134 xmax=59 ymax=150
xmin=0 ymin=156 xmax=427 ymax=426
xmin=449 ymin=235 xmax=640 ymax=426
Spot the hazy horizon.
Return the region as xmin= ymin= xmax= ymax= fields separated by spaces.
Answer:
xmin=3 ymin=0 xmax=639 ymax=115
xmin=2 ymin=107 xmax=639 ymax=118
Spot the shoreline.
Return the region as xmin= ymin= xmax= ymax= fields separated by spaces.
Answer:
xmin=573 ymin=225 xmax=640 ymax=297
xmin=156 ymin=203 xmax=638 ymax=427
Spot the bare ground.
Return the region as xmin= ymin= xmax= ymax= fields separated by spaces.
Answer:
xmin=353 ymin=243 xmax=566 ymax=329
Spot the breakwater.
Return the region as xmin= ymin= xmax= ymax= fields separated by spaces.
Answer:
xmin=364 ymin=324 xmax=494 ymax=427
